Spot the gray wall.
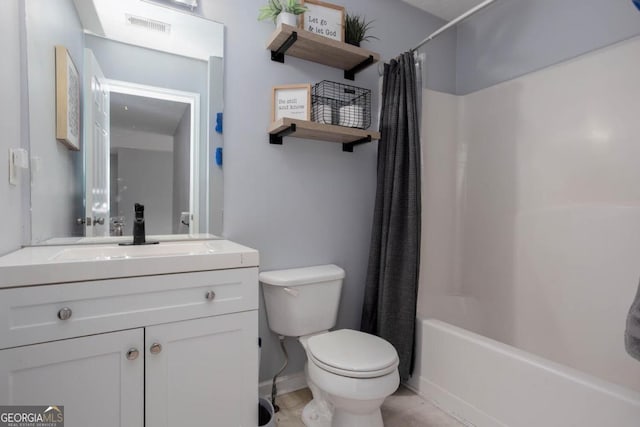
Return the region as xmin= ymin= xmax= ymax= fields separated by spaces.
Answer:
xmin=84 ymin=35 xmax=209 ymax=95
xmin=0 ymin=0 xmax=23 ymax=256
xmin=456 ymin=0 xmax=640 ymax=94
xmin=116 ymin=148 xmax=173 ymax=236
xmin=173 ymin=109 xmax=191 ymax=233
xmin=208 ymin=57 xmax=224 ymax=236
xmin=198 ymin=0 xmax=453 ymax=382
xmin=26 ymin=0 xmax=85 ymax=243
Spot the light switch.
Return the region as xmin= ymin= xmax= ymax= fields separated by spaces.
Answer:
xmin=9 ymin=148 xmax=29 ymax=186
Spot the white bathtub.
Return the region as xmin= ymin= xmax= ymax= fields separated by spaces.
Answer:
xmin=406 ymin=319 xmax=640 ymax=427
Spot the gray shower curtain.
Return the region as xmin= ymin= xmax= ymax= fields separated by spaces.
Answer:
xmin=361 ymin=52 xmax=421 ymax=381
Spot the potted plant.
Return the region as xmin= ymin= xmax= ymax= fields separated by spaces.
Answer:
xmin=258 ymin=0 xmax=307 ymax=27
xmin=345 ymin=13 xmax=379 ymax=47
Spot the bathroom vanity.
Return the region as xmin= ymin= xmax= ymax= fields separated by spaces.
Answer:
xmin=0 ymin=240 xmax=259 ymax=426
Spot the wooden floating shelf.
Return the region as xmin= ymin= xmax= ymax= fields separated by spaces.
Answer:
xmin=268 ymin=118 xmax=380 ymax=152
xmin=266 ymin=24 xmax=381 ymax=80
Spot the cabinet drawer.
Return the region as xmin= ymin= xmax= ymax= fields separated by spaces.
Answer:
xmin=0 ymin=268 xmax=258 ymax=349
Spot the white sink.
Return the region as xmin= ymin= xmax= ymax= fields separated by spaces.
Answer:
xmin=51 ymin=241 xmax=220 ymax=262
xmin=0 ymin=239 xmax=259 ymax=288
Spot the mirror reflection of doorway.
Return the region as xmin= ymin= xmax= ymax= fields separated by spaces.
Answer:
xmin=109 ymin=92 xmax=192 ymax=236
xmin=83 ymin=48 xmax=201 ymax=238
xmin=84 ymin=59 xmax=200 ymax=237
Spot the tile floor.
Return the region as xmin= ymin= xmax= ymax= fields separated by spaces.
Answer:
xmin=272 ymin=385 xmax=465 ymax=427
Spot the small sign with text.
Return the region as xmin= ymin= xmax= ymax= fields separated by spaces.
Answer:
xmin=272 ymin=84 xmax=311 ymax=122
xmin=302 ymin=0 xmax=344 ymax=42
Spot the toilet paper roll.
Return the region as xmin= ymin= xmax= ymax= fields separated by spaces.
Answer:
xmin=339 ymin=105 xmax=364 ymax=128
xmin=312 ymin=104 xmax=333 ymax=124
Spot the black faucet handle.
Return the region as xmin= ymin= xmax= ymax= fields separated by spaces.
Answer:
xmin=134 ymin=203 xmax=145 ymax=220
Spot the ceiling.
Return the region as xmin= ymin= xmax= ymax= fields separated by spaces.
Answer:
xmin=402 ymin=0 xmax=487 ymax=21
xmin=72 ymin=0 xmax=223 ymax=60
xmin=110 ymin=92 xmax=189 ymax=136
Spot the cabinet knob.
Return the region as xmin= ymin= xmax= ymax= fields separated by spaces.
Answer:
xmin=126 ymin=348 xmax=139 ymax=361
xmin=57 ymin=307 xmax=73 ymax=321
xmin=150 ymin=343 xmax=162 ymax=355
xmin=205 ymin=291 xmax=216 ymax=301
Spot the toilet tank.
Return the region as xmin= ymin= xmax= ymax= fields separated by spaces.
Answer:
xmin=260 ymin=265 xmax=344 ymax=337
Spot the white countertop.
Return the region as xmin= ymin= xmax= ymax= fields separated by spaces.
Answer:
xmin=0 ymin=240 xmax=259 ymax=288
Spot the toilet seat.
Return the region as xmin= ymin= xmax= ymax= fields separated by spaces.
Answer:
xmin=307 ymin=329 xmax=399 ymax=379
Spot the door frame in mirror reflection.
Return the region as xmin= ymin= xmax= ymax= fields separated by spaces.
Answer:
xmin=83 ymin=76 xmax=201 ymax=236
xmin=83 ymin=48 xmax=110 ymax=237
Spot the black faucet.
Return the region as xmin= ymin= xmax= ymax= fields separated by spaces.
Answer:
xmin=133 ymin=203 xmax=146 ymax=245
xmin=120 ymin=203 xmax=158 ymax=246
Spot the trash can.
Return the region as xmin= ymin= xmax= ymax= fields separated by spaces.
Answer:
xmin=258 ymin=397 xmax=275 ymax=427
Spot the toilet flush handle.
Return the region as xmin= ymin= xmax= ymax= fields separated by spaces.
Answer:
xmin=282 ymin=287 xmax=299 ymax=297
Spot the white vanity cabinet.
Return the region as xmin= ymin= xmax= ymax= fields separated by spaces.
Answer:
xmin=145 ymin=312 xmax=257 ymax=427
xmin=0 ymin=329 xmax=144 ymax=427
xmin=0 ymin=257 xmax=259 ymax=427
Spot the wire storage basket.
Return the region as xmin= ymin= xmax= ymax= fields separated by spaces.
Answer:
xmin=311 ymin=80 xmax=371 ymax=130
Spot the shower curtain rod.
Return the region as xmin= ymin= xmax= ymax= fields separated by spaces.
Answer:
xmin=411 ymin=0 xmax=498 ymax=52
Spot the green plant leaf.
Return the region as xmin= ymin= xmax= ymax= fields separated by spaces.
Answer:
xmin=282 ymin=0 xmax=307 ymax=15
xmin=258 ymin=0 xmax=285 ymax=22
xmin=345 ymin=13 xmax=379 ymax=44
xmin=259 ymin=0 xmax=307 ymax=21
xmin=258 ymin=6 xmax=273 ymax=21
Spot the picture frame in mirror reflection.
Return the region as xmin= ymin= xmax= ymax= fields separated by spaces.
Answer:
xmin=55 ymin=45 xmax=81 ymax=151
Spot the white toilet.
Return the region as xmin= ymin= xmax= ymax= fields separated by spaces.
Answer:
xmin=260 ymin=264 xmax=400 ymax=427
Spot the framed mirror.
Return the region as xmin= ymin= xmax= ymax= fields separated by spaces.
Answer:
xmin=24 ymin=0 xmax=224 ymax=245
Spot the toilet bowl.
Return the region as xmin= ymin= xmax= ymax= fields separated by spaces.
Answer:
xmin=260 ymin=265 xmax=400 ymax=427
xmin=305 ymin=329 xmax=399 ymax=427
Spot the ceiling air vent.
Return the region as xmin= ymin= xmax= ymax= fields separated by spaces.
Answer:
xmin=125 ymin=14 xmax=171 ymax=34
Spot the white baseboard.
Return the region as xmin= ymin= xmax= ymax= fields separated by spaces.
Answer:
xmin=259 ymin=371 xmax=307 ymax=399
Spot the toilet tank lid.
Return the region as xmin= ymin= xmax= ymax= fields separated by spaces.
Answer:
xmin=259 ymin=264 xmax=345 ymax=286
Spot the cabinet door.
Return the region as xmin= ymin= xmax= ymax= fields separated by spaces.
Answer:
xmin=0 ymin=329 xmax=144 ymax=427
xmin=145 ymin=311 xmax=258 ymax=427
